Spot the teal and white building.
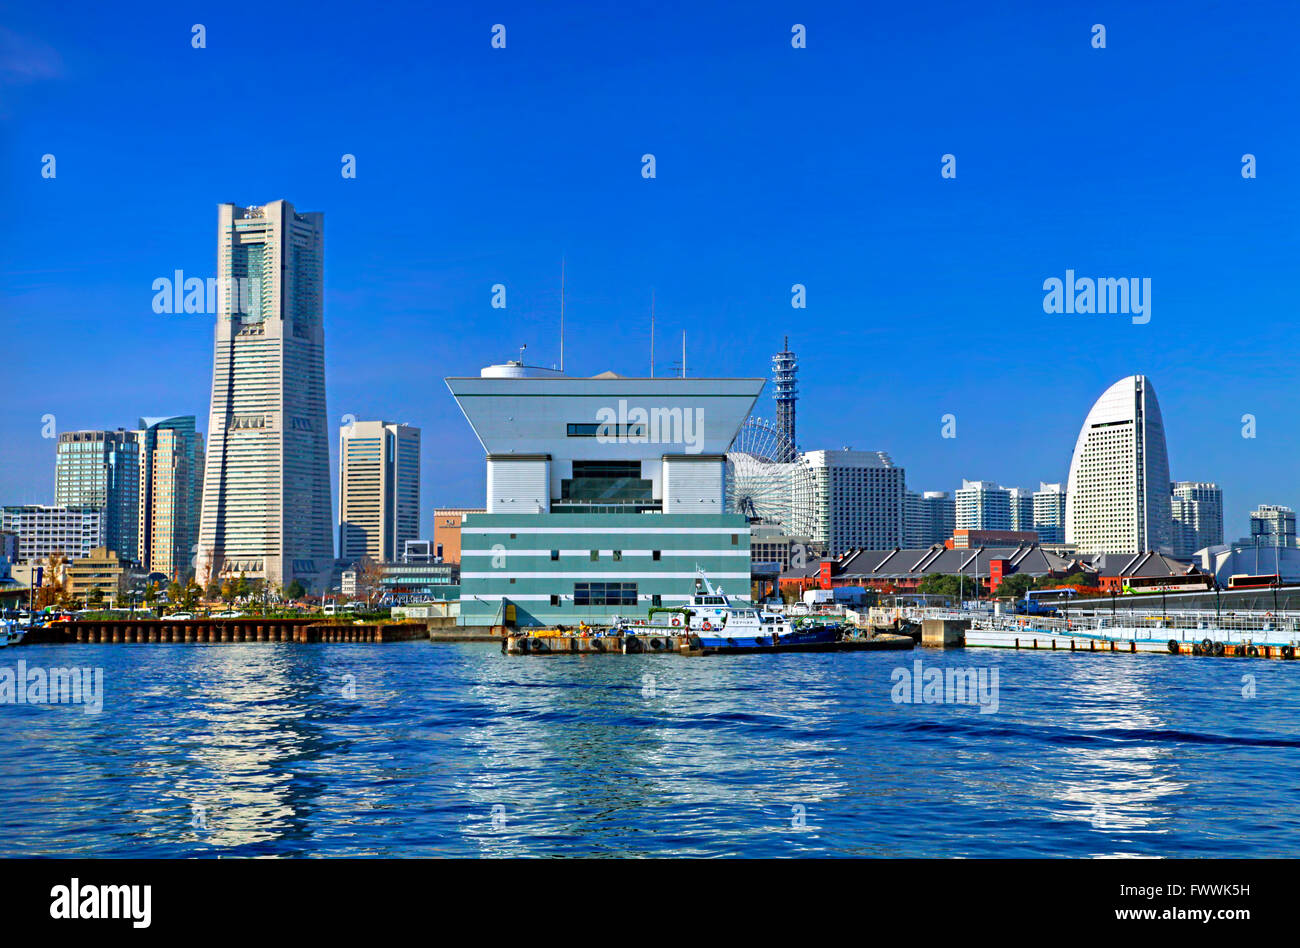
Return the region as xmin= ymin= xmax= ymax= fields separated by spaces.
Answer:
xmin=446 ymin=363 xmax=764 ymax=627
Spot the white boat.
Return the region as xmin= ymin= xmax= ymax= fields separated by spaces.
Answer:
xmin=613 ymin=570 xmax=842 ymax=651
xmin=0 ymin=621 xmax=25 ymax=648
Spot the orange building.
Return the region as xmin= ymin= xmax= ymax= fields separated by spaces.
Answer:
xmin=432 ymin=507 xmax=484 ymax=564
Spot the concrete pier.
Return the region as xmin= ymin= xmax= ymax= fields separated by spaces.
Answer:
xmin=922 ymin=618 xmax=969 ymax=648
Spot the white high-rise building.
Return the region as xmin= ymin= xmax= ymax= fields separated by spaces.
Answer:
xmin=1008 ymin=487 xmax=1034 ymax=533
xmin=805 ymin=450 xmax=905 ymax=555
xmin=197 ymin=200 xmax=333 ymax=591
xmin=955 ymin=480 xmax=1012 ymax=531
xmin=338 ymin=421 xmax=421 ymax=564
xmin=0 ymin=505 xmax=105 ymax=564
xmin=904 ymin=489 xmax=955 ymax=547
xmin=1032 ymin=482 xmax=1067 ymax=544
xmin=1065 ymin=375 xmax=1173 ymax=554
xmin=1247 ymin=504 xmax=1297 ymax=549
xmin=1170 ymin=481 xmax=1223 ymax=559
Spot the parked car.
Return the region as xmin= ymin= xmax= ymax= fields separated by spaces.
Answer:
xmin=211 ymin=610 xmax=245 ymax=618
xmin=162 ymin=612 xmax=195 ymax=621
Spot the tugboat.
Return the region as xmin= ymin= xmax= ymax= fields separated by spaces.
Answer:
xmin=609 ymin=569 xmax=843 ymax=653
xmin=0 ymin=620 xmax=24 ymax=648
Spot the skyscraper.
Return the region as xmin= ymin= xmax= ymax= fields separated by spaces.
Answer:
xmin=54 ymin=429 xmax=140 ymax=562
xmin=137 ymin=416 xmax=204 ymax=580
xmin=1065 ymin=375 xmax=1173 ymax=554
xmin=772 ymin=337 xmax=798 ymax=461
xmin=955 ymin=480 xmax=1012 ymax=532
xmin=805 ymin=450 xmax=905 ymax=555
xmin=197 ymin=200 xmax=333 ymax=591
xmin=1170 ymin=481 xmax=1223 ymax=559
xmin=1032 ymin=482 xmax=1067 ymax=544
xmin=1247 ymin=504 xmax=1297 ymax=549
xmin=338 ymin=421 xmax=421 ymax=564
xmin=904 ymin=489 xmax=955 ymax=547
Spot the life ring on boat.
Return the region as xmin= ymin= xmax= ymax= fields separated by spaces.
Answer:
xmin=670 ymin=616 xmax=681 ymax=627
xmin=701 ymin=620 xmax=712 ymax=632
xmin=1283 ymin=645 xmax=1296 ymax=660
xmin=1167 ymin=639 xmax=1179 ymax=654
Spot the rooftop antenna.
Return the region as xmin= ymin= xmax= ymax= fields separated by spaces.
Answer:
xmin=559 ymin=257 xmax=565 ymax=374
xmin=518 ymin=343 xmax=527 ymax=364
xmin=650 ymin=290 xmax=655 ymax=378
xmin=681 ymin=330 xmax=686 ymax=378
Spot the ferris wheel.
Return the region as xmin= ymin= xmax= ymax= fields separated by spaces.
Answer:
xmin=725 ymin=417 xmax=817 ymax=539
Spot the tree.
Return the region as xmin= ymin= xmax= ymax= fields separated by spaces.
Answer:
xmin=994 ymin=573 xmax=1035 ymax=601
xmin=204 ymin=577 xmax=221 ymax=602
xmin=220 ymin=578 xmax=235 ymax=604
xmin=144 ymin=582 xmax=159 ymax=607
xmin=353 ymin=556 xmax=386 ymax=608
xmin=166 ymin=581 xmax=182 ymax=604
xmin=236 ymin=571 xmax=250 ymax=602
xmin=285 ymin=579 xmax=306 ymax=601
xmin=181 ymin=580 xmax=201 ymax=611
xmin=87 ymin=586 xmax=104 ymax=608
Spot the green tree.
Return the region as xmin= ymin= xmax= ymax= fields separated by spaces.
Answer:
xmin=181 ymin=580 xmax=201 ymax=611
xmin=167 ymin=580 xmax=182 ymax=604
xmin=994 ymin=573 xmax=1035 ymax=601
xmin=285 ymin=579 xmax=306 ymax=600
xmin=143 ymin=582 xmax=158 ymax=607
xmin=86 ymin=586 xmax=105 ymax=607
xmin=236 ymin=571 xmax=250 ymax=602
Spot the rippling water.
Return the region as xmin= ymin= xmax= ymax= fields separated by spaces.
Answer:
xmin=1 ymin=643 xmax=1298 ymax=857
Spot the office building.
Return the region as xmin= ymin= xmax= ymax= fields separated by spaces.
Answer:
xmin=137 ymin=415 xmax=204 ymax=580
xmin=805 ymin=450 xmax=905 ymax=556
xmin=338 ymin=420 xmax=421 ymax=564
xmin=433 ymin=508 xmax=485 ymax=564
xmin=1170 ymin=481 xmax=1224 ymax=559
xmin=197 ymin=200 xmax=333 ymax=591
xmin=0 ymin=505 xmax=105 ymax=564
xmin=54 ymin=428 xmax=140 ymax=562
xmin=447 ymin=362 xmax=761 ymax=626
xmin=1065 ymin=375 xmax=1173 ymax=554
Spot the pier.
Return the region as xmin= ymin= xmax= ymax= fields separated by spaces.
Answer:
xmin=21 ymin=619 xmax=428 ymax=645
xmin=503 ymin=630 xmax=915 ymax=656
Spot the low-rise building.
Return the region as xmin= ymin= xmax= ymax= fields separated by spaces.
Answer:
xmin=65 ymin=547 xmax=128 ymax=601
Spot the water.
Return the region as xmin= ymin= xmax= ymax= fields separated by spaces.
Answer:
xmin=1 ymin=642 xmax=1298 ymax=857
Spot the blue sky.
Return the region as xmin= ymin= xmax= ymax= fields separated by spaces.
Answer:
xmin=1 ymin=0 xmax=1296 ymax=542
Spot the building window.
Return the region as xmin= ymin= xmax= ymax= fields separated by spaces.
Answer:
xmin=652 ymin=550 xmax=661 ymax=561
xmin=573 ymin=582 xmax=638 ymax=606
xmin=613 ymin=550 xmax=622 ymax=561
xmin=652 ymin=594 xmax=662 ymax=606
xmin=566 ymin=423 xmax=647 ymax=438
xmin=590 ymin=550 xmax=599 ymax=561
xmin=509 ymin=578 xmax=516 ymax=584
xmin=731 ymin=534 xmax=738 ymax=545
xmin=550 ymin=550 xmax=560 ymax=561
xmin=550 ymin=594 xmax=559 ymax=606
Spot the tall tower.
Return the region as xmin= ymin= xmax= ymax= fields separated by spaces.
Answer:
xmin=137 ymin=416 xmax=204 ymax=581
xmin=772 ymin=336 xmax=798 ymax=462
xmin=197 ymin=200 xmax=333 ymax=592
xmin=1065 ymin=375 xmax=1173 ymax=554
xmin=338 ymin=421 xmax=421 ymax=564
xmin=55 ymin=429 xmax=141 ymax=563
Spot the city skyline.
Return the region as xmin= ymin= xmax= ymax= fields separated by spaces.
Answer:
xmin=3 ymin=2 xmax=1298 ymax=544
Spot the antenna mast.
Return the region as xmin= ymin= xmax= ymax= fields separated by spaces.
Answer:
xmin=650 ymin=290 xmax=655 ymax=378
xmin=559 ymin=257 xmax=565 ymax=373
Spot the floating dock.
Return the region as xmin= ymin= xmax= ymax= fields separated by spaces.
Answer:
xmin=502 ymin=631 xmax=914 ymax=656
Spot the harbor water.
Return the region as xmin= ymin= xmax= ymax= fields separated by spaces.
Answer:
xmin=1 ymin=642 xmax=1298 ymax=857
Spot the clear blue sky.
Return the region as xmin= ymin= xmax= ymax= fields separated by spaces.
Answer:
xmin=2 ymin=0 xmax=1297 ymax=543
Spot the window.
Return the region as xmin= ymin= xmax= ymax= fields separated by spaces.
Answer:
xmin=590 ymin=550 xmax=599 ymax=561
xmin=731 ymin=534 xmax=738 ymax=545
xmin=573 ymin=582 xmax=638 ymax=606
xmin=550 ymin=550 xmax=560 ymax=561
xmin=567 ymin=423 xmax=647 ymax=438
xmin=652 ymin=594 xmax=662 ymax=606
xmin=550 ymin=594 xmax=559 ymax=606
xmin=613 ymin=550 xmax=622 ymax=561
xmin=652 ymin=550 xmax=661 ymax=561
